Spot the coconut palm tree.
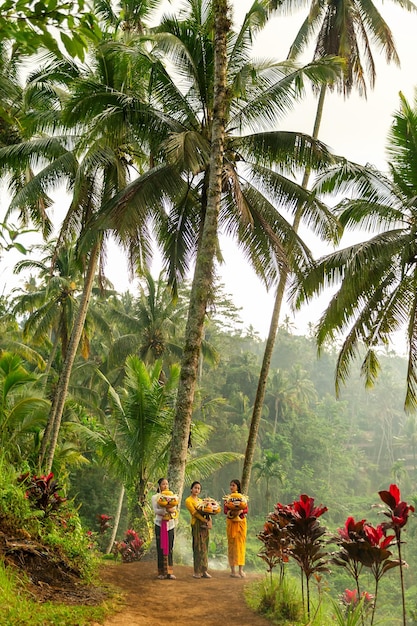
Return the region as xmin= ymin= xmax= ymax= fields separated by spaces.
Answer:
xmin=100 ymin=356 xmax=180 ymax=535
xmin=2 ymin=0 xmax=340 ymax=489
xmin=166 ymin=0 xmax=231 ymax=497
xmin=89 ymin=0 xmax=342 ymax=496
xmin=0 ymin=9 xmax=164 ymax=470
xmin=11 ymin=244 xmax=87 ymax=362
xmin=293 ymin=91 xmax=417 ymax=413
xmin=253 ymin=449 xmax=285 ymax=513
xmin=241 ymin=0 xmax=416 ymax=494
xmin=105 ymin=271 xmax=187 ymax=375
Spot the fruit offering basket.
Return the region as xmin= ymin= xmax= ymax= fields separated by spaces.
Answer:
xmin=157 ymin=490 xmax=179 ymax=520
xmin=197 ymin=497 xmax=221 ymax=515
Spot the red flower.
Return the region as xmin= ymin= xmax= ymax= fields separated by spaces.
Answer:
xmin=342 ymin=588 xmax=358 ymax=605
xmin=362 ymin=591 xmax=374 ymax=604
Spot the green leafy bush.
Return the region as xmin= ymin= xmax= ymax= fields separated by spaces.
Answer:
xmin=0 ymin=459 xmax=97 ymax=580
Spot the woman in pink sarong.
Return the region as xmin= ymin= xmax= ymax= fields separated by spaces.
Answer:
xmin=151 ymin=477 xmax=177 ymax=579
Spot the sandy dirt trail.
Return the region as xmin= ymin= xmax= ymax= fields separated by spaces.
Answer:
xmin=99 ymin=559 xmax=273 ymax=626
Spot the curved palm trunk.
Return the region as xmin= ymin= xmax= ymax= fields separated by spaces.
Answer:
xmin=38 ymin=321 xmax=66 ymax=467
xmin=43 ymin=324 xmax=62 ymax=382
xmin=39 ymin=240 xmax=101 ymax=472
xmin=106 ymin=484 xmax=125 ymax=554
xmin=241 ymin=85 xmax=326 ymax=494
xmin=130 ymin=477 xmax=153 ymax=544
xmin=167 ymin=0 xmax=230 ymax=499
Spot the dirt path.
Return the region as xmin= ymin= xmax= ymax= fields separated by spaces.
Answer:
xmin=99 ymin=560 xmax=272 ymax=626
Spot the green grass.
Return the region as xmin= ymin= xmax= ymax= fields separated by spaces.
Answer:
xmin=244 ymin=571 xmax=344 ymax=625
xmin=245 ymin=574 xmax=305 ymax=625
xmin=0 ymin=561 xmax=111 ymax=626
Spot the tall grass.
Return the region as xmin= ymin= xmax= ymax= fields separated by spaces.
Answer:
xmin=245 ymin=574 xmax=305 ymax=624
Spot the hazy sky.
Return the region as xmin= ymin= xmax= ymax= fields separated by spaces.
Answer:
xmin=2 ymin=0 xmax=417 ymax=349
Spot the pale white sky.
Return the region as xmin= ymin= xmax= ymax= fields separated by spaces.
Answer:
xmin=207 ymin=0 xmax=417 ymax=347
xmin=2 ymin=0 xmax=417 ymax=350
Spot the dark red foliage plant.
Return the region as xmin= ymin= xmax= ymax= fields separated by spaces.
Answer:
xmin=378 ymin=484 xmax=414 ymax=626
xmin=332 ymin=514 xmax=401 ymax=625
xmin=259 ymin=487 xmax=415 ymax=625
xmin=97 ymin=513 xmax=113 ymax=534
xmin=18 ymin=472 xmax=67 ymax=516
xmin=113 ymin=529 xmax=144 ymax=563
xmin=257 ymin=516 xmax=291 ymax=583
xmin=332 ymin=516 xmax=368 ymax=611
xmin=259 ymin=494 xmax=329 ymax=619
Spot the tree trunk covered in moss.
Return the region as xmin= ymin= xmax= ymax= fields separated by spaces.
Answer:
xmin=168 ymin=0 xmax=231 ymax=498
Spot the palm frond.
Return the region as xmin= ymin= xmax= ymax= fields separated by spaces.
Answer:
xmin=185 ymin=451 xmax=244 ymax=482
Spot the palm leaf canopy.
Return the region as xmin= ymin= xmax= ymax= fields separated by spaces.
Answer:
xmin=278 ymin=0 xmax=416 ymax=96
xmin=293 ymin=91 xmax=417 ymax=411
xmin=100 ymin=356 xmax=180 ymax=485
xmin=84 ymin=0 xmax=342 ymax=295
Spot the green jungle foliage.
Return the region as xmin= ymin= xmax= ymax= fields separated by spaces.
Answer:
xmin=2 ymin=0 xmax=417 ymax=622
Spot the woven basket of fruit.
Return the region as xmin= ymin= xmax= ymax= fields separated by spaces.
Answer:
xmin=197 ymin=497 xmax=221 ymax=515
xmin=223 ymin=493 xmax=248 ymax=511
xmin=157 ymin=490 xmax=179 ymax=520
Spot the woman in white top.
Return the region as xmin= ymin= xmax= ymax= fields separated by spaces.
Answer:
xmin=151 ymin=477 xmax=177 ymax=579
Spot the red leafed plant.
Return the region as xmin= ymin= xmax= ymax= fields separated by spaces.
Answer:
xmin=257 ymin=516 xmax=291 ymax=584
xmin=18 ymin=472 xmax=67 ymax=515
xmin=378 ymin=484 xmax=414 ymax=626
xmin=113 ymin=529 xmax=144 ymax=563
xmin=97 ymin=513 xmax=112 ymax=534
xmin=269 ymin=494 xmax=329 ymax=619
xmin=332 ymin=515 xmax=400 ymax=625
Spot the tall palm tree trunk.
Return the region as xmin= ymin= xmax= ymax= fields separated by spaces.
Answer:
xmin=106 ymin=484 xmax=125 ymax=554
xmin=39 ymin=240 xmax=101 ymax=472
xmin=241 ymin=85 xmax=326 ymax=494
xmin=167 ymin=0 xmax=230 ymax=498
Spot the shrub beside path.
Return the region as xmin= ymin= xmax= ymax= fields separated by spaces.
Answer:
xmin=98 ymin=559 xmax=273 ymax=625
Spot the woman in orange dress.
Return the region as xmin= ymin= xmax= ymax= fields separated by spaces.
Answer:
xmin=224 ymin=479 xmax=248 ymax=578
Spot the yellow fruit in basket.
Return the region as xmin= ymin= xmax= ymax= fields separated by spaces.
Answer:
xmin=197 ymin=497 xmax=221 ymax=515
xmin=223 ymin=493 xmax=248 ymax=510
xmin=157 ymin=490 xmax=179 ymax=508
